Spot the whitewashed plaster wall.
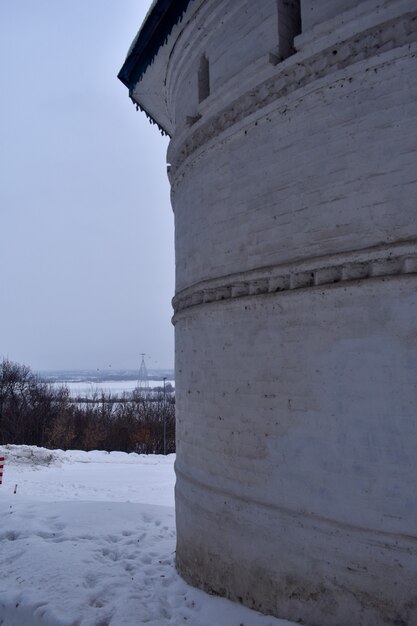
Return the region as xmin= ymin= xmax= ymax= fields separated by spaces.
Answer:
xmin=128 ymin=0 xmax=417 ymax=624
xmin=167 ymin=0 xmax=279 ymax=131
xmin=175 ymin=277 xmax=417 ymax=626
xmin=300 ymin=0 xmax=365 ymax=31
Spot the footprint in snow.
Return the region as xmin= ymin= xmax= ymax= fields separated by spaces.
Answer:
xmin=83 ymin=572 xmax=97 ymax=589
xmin=124 ymin=562 xmax=135 ymax=573
xmin=101 ymin=547 xmax=119 ymax=562
xmin=0 ymin=530 xmax=20 ymax=541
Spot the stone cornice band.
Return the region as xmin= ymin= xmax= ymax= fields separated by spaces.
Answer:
xmin=172 ymin=241 xmax=417 ymax=319
xmin=169 ymin=8 xmax=417 ymax=180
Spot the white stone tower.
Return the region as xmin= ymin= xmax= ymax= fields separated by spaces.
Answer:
xmin=119 ymin=2 xmax=417 ymax=624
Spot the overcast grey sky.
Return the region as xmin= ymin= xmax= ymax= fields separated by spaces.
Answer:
xmin=0 ymin=1 xmax=174 ymax=372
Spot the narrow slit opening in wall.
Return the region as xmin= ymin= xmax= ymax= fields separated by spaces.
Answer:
xmin=277 ymin=0 xmax=301 ymax=60
xmin=198 ymin=54 xmax=210 ymax=103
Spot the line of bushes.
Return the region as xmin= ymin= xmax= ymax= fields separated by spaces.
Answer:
xmin=0 ymin=359 xmax=175 ymax=454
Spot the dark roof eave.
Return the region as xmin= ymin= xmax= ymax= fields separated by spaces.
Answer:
xmin=118 ymin=0 xmax=194 ymax=92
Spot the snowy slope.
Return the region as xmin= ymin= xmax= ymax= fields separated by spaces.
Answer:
xmin=0 ymin=446 xmax=295 ymax=626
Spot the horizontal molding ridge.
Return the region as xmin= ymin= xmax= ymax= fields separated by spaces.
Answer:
xmin=175 ymin=464 xmax=417 ymax=543
xmin=172 ymin=240 xmax=417 ymax=317
xmin=169 ymin=10 xmax=417 ymax=179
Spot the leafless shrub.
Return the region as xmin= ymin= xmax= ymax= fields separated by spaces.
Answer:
xmin=0 ymin=359 xmax=175 ymax=454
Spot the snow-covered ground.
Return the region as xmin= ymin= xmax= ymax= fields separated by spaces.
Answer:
xmin=0 ymin=446 xmax=295 ymax=626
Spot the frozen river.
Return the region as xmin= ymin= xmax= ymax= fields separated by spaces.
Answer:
xmin=51 ymin=379 xmax=175 ymax=397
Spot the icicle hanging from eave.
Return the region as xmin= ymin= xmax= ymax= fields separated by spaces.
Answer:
xmin=129 ymin=93 xmax=170 ymax=138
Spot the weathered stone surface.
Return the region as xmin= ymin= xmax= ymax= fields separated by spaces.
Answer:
xmin=121 ymin=1 xmax=417 ymax=624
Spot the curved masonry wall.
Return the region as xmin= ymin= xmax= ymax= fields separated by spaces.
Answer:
xmin=125 ymin=1 xmax=417 ymax=624
xmin=175 ymin=278 xmax=417 ymax=626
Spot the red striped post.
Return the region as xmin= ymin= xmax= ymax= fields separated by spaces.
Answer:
xmin=0 ymin=457 xmax=4 ymax=486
